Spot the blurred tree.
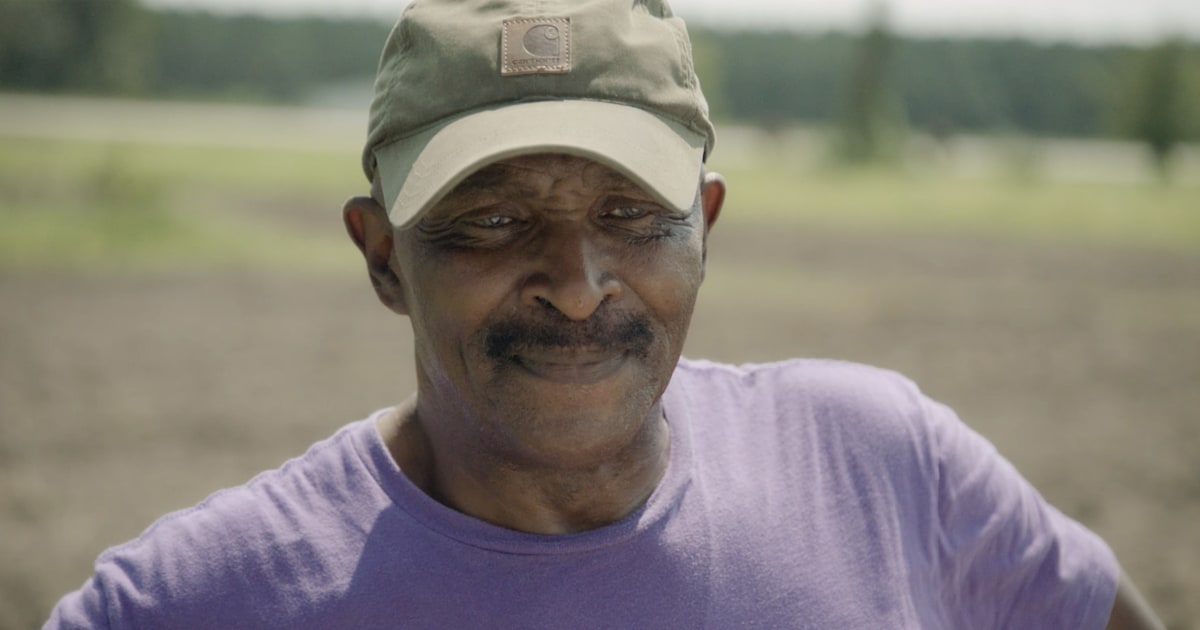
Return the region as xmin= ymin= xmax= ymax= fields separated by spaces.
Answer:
xmin=834 ymin=3 xmax=904 ymax=163
xmin=698 ymin=29 xmax=849 ymax=129
xmin=0 ymin=0 xmax=148 ymax=93
xmin=0 ymin=0 xmax=73 ymax=89
xmin=5 ymin=2 xmax=1192 ymax=147
xmin=894 ymin=39 xmax=1126 ymax=138
xmin=145 ymin=11 xmax=389 ymax=102
xmin=688 ymin=29 xmax=728 ymax=122
xmin=1120 ymin=39 xmax=1194 ymax=177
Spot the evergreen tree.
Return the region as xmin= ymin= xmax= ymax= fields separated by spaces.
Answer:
xmin=0 ymin=0 xmax=148 ymax=93
xmin=1124 ymin=39 xmax=1191 ymax=176
xmin=835 ymin=3 xmax=902 ymax=163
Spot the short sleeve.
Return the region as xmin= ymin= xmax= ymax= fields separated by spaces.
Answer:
xmin=44 ymin=573 xmax=112 ymax=629
xmin=926 ymin=396 xmax=1119 ymax=629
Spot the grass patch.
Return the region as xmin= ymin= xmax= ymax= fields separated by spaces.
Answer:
xmin=0 ymin=136 xmax=358 ymax=271
xmin=2 ymin=129 xmax=1198 ymax=272
xmin=0 ymin=136 xmax=360 ymax=199
xmin=0 ymin=202 xmax=353 ymax=271
xmin=719 ymin=162 xmax=1200 ymax=252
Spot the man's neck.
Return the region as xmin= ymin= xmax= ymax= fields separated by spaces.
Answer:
xmin=378 ymin=397 xmax=671 ymax=535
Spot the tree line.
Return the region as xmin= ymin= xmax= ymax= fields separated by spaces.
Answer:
xmin=2 ymin=0 xmax=1197 ymax=147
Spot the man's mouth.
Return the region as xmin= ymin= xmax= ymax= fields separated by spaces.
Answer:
xmin=484 ymin=311 xmax=655 ymax=382
xmin=510 ymin=347 xmax=628 ymax=385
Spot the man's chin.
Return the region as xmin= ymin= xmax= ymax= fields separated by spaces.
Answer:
xmin=485 ymin=406 xmax=663 ymax=471
xmin=479 ymin=365 xmax=666 ymax=463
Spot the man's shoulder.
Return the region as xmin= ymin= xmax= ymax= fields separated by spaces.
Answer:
xmin=669 ymin=356 xmax=936 ymax=454
xmin=111 ymin=415 xmax=376 ymax=547
xmin=82 ymin=415 xmax=385 ymax=617
xmin=673 ymin=356 xmax=922 ymax=405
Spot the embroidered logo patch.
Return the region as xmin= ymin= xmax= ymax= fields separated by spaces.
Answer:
xmin=501 ymin=17 xmax=571 ymax=76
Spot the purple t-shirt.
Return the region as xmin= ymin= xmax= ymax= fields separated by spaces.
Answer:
xmin=46 ymin=358 xmax=1118 ymax=628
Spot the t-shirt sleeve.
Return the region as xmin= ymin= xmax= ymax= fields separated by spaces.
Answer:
xmin=44 ymin=574 xmax=112 ymax=630
xmin=924 ymin=395 xmax=1119 ymax=629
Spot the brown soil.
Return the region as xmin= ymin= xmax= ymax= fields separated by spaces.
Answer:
xmin=2 ymin=223 xmax=1198 ymax=628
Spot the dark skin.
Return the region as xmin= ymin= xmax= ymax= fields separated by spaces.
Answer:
xmin=344 ymin=152 xmax=1159 ymax=628
xmin=344 ymin=153 xmax=724 ymax=534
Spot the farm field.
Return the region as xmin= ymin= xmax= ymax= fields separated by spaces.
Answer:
xmin=1 ymin=95 xmax=1199 ymax=628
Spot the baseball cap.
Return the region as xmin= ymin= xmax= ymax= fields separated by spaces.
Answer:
xmin=362 ymin=0 xmax=716 ymax=228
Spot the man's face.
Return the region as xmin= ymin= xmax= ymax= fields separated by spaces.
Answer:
xmin=392 ymin=153 xmax=714 ymax=468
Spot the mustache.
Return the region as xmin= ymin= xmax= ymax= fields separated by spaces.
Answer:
xmin=484 ymin=312 xmax=654 ymax=361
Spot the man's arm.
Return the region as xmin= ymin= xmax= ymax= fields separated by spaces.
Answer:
xmin=1105 ymin=571 xmax=1165 ymax=630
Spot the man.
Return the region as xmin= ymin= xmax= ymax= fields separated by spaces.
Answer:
xmin=48 ymin=0 xmax=1160 ymax=627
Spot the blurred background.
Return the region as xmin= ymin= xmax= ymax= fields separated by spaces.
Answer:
xmin=1 ymin=0 xmax=1198 ymax=627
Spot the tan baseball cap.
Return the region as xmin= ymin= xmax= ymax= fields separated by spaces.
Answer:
xmin=363 ymin=0 xmax=716 ymax=228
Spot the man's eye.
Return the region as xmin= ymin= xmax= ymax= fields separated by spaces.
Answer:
xmin=467 ymin=214 xmax=516 ymax=228
xmin=606 ymin=206 xmax=650 ymax=220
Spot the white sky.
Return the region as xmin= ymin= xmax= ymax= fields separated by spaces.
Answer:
xmin=143 ymin=0 xmax=1200 ymax=43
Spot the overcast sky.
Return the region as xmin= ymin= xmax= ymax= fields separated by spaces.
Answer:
xmin=143 ymin=0 xmax=1200 ymax=43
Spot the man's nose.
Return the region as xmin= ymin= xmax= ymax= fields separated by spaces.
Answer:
xmin=519 ymin=226 xmax=622 ymax=321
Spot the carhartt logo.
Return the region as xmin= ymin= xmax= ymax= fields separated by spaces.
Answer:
xmin=523 ymin=24 xmax=561 ymax=56
xmin=501 ymin=17 xmax=571 ymax=76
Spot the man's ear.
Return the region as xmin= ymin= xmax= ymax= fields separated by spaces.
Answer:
xmin=700 ymin=171 xmax=725 ymax=232
xmin=698 ymin=171 xmax=726 ymax=273
xmin=343 ymin=195 xmax=408 ymax=315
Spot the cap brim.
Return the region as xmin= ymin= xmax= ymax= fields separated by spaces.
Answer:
xmin=373 ymin=100 xmax=706 ymax=228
